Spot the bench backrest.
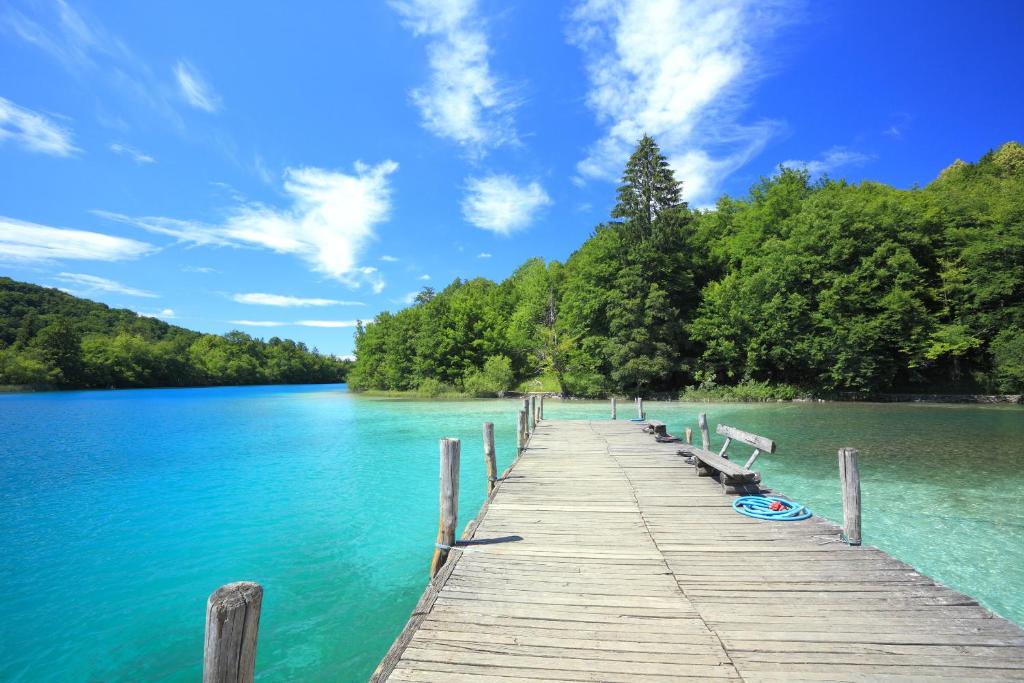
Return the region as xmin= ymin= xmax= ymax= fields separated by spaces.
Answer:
xmin=715 ymin=424 xmax=776 ymax=469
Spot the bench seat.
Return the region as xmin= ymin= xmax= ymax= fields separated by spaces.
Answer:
xmin=678 ymin=445 xmax=761 ymax=484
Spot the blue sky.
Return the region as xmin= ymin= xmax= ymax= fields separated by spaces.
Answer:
xmin=1 ymin=0 xmax=1022 ymax=357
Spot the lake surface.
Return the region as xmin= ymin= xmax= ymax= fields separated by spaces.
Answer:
xmin=1 ymin=385 xmax=1022 ymax=681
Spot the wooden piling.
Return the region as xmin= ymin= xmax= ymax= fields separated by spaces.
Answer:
xmin=203 ymin=581 xmax=262 ymax=683
xmin=539 ymin=395 xmax=544 ymax=420
xmin=516 ymin=411 xmax=526 ymax=453
xmin=637 ymin=397 xmax=644 ymax=420
xmin=529 ymin=396 xmax=537 ymax=430
xmin=685 ymin=427 xmax=693 ymax=445
xmin=611 ymin=397 xmax=617 ymax=419
xmin=483 ymin=422 xmax=496 ymax=496
xmin=430 ymin=438 xmax=461 ymax=577
xmin=838 ymin=447 xmax=862 ymax=546
xmin=698 ymin=412 xmax=710 ymax=450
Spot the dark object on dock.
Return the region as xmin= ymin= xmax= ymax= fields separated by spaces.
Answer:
xmin=644 ymin=420 xmax=668 ymax=436
xmin=203 ymin=581 xmax=262 ymax=683
xmin=644 ymin=420 xmax=682 ymax=442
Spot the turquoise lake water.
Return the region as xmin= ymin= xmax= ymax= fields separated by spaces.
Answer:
xmin=1 ymin=384 xmax=1022 ymax=681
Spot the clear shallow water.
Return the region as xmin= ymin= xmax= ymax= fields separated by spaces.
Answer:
xmin=1 ymin=386 xmax=1021 ymax=681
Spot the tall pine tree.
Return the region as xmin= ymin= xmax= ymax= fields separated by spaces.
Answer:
xmin=611 ymin=134 xmax=683 ymax=242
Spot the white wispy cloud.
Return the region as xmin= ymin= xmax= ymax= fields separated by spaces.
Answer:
xmin=1 ymin=0 xmax=124 ymax=72
xmin=174 ymin=60 xmax=221 ymax=113
xmin=0 ymin=96 xmax=78 ymax=156
xmin=2 ymin=2 xmax=185 ymax=129
xmin=182 ymin=265 xmax=217 ymax=273
xmin=359 ymin=266 xmax=387 ymax=294
xmin=380 ymin=254 xmax=399 ymax=262
xmin=295 ymin=320 xmax=359 ymax=328
xmin=462 ymin=175 xmax=551 ymax=235
xmin=97 ymin=160 xmax=399 ymax=288
xmin=568 ymin=0 xmax=790 ymax=206
xmin=137 ymin=307 xmax=175 ymax=319
xmin=109 ymin=142 xmax=155 ymax=163
xmin=418 ymin=274 xmax=431 ymax=280
xmin=781 ymin=147 xmax=874 ymax=176
xmin=391 ymin=0 xmax=517 ymax=153
xmin=231 ymin=292 xmax=365 ymax=307
xmin=252 ymin=153 xmax=273 ymax=184
xmin=394 ymin=291 xmax=420 ymax=305
xmin=0 ymin=216 xmax=154 ymax=262
xmin=477 ymin=252 xmax=492 ymax=259
xmin=228 ymin=319 xmax=359 ymax=328
xmin=56 ymin=272 xmax=157 ymax=298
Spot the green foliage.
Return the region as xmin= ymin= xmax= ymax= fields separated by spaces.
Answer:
xmin=463 ymin=354 xmax=515 ymax=397
xmin=350 ymin=138 xmax=1024 ymax=398
xmin=990 ymin=328 xmax=1024 ymax=392
xmin=0 ymin=277 xmax=350 ymax=389
xmin=680 ymin=380 xmax=807 ymax=402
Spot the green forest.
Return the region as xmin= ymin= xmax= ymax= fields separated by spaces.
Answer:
xmin=0 ymin=277 xmax=351 ymax=389
xmin=349 ymin=137 xmax=1024 ymax=398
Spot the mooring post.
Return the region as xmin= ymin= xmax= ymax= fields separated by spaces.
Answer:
xmin=483 ymin=422 xmax=496 ymax=496
xmin=430 ymin=438 xmax=461 ymax=577
xmin=522 ymin=398 xmax=530 ymax=435
xmin=698 ymin=412 xmax=710 ymax=450
xmin=529 ymin=396 xmax=537 ymax=431
xmin=838 ymin=447 xmax=862 ymax=546
xmin=539 ymin=395 xmax=544 ymax=420
xmin=637 ymin=397 xmax=644 ymax=420
xmin=611 ymin=397 xmax=617 ymax=419
xmin=685 ymin=427 xmax=693 ymax=445
xmin=203 ymin=581 xmax=263 ymax=683
xmin=516 ymin=410 xmax=526 ymax=453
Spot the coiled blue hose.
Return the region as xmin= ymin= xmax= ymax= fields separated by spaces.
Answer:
xmin=732 ymin=495 xmax=812 ymax=521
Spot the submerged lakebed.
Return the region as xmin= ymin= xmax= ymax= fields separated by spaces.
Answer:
xmin=1 ymin=384 xmax=1022 ymax=681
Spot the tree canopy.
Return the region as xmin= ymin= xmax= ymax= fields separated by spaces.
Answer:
xmin=343 ymin=139 xmax=1024 ymax=397
xmin=0 ymin=278 xmax=351 ymax=389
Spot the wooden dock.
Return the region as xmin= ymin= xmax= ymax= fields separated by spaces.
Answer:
xmin=374 ymin=419 xmax=1024 ymax=682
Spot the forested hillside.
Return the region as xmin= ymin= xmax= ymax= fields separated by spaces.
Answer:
xmin=349 ymin=137 xmax=1024 ymax=397
xmin=0 ymin=278 xmax=351 ymax=389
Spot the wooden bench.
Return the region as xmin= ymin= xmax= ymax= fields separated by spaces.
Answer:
xmin=679 ymin=424 xmax=777 ymax=493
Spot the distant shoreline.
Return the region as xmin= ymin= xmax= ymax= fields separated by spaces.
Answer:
xmin=4 ymin=383 xmax=1019 ymax=404
xmin=351 ymin=388 xmax=1023 ymax=405
xmin=0 ymin=381 xmax=347 ymax=394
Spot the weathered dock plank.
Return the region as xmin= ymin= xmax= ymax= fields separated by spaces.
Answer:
xmin=375 ymin=419 xmax=1024 ymax=682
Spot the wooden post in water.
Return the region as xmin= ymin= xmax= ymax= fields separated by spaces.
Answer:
xmin=698 ymin=412 xmax=710 ymax=450
xmin=516 ymin=410 xmax=526 ymax=453
xmin=685 ymin=427 xmax=693 ymax=445
xmin=539 ymin=395 xmax=544 ymax=420
xmin=611 ymin=397 xmax=617 ymax=419
xmin=522 ymin=398 xmax=530 ymax=435
xmin=637 ymin=397 xmax=644 ymax=420
xmin=203 ymin=581 xmax=262 ymax=683
xmin=838 ymin=447 xmax=862 ymax=546
xmin=430 ymin=438 xmax=461 ymax=577
xmin=529 ymin=396 xmax=537 ymax=431
xmin=483 ymin=422 xmax=496 ymax=496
